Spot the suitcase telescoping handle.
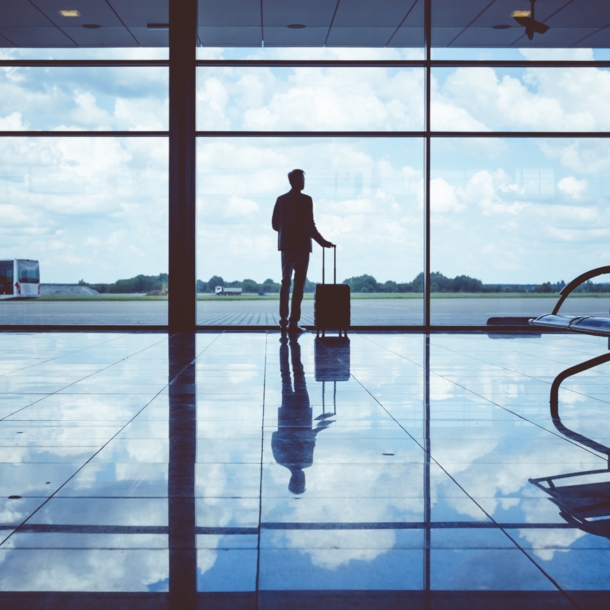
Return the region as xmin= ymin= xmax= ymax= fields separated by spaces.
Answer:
xmin=322 ymin=245 xmax=337 ymax=285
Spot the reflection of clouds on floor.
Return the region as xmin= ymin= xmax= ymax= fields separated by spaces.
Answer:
xmin=0 ymin=548 xmax=168 ymax=592
xmin=270 ymin=529 xmax=399 ymax=570
xmin=5 ymin=331 xmax=610 ymax=593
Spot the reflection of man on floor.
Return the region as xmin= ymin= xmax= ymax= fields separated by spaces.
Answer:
xmin=272 ymin=169 xmax=334 ymax=333
xmin=272 ymin=335 xmax=334 ymax=494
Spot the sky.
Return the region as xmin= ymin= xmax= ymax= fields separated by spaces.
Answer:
xmin=1 ymin=46 xmax=610 ymax=285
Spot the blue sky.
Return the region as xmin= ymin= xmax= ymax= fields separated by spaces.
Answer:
xmin=1 ymin=46 xmax=609 ymax=284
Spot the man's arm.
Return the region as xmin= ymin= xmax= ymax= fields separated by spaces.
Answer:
xmin=272 ymin=197 xmax=281 ymax=232
xmin=305 ymin=197 xmax=334 ymax=248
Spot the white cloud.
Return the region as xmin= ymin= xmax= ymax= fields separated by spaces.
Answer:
xmin=558 ymin=176 xmax=588 ymax=200
xmin=224 ymin=196 xmax=260 ymax=217
xmin=0 ymin=111 xmax=28 ymax=130
xmin=430 ymin=177 xmax=466 ymax=214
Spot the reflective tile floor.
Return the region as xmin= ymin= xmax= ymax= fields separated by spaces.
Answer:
xmin=1 ymin=331 xmax=610 ymax=609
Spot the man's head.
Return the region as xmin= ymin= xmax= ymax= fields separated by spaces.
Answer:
xmin=288 ymin=169 xmax=305 ymax=191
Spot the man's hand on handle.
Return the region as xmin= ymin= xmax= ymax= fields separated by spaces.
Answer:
xmin=323 ymin=240 xmax=335 ymax=248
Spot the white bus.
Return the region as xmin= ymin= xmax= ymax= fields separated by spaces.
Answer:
xmin=0 ymin=259 xmax=40 ymax=299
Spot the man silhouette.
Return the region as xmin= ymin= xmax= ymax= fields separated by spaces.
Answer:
xmin=272 ymin=169 xmax=334 ymax=333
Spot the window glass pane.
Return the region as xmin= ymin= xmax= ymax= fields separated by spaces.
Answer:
xmin=432 ymin=68 xmax=610 ymax=132
xmin=0 ymin=67 xmax=168 ymax=131
xmin=431 ymin=138 xmax=610 ymax=325
xmin=431 ymin=48 xmax=610 ymax=61
xmin=196 ymin=137 xmax=423 ymax=326
xmin=0 ymin=48 xmax=168 ymax=60
xmin=197 ymin=67 xmax=424 ymax=132
xmin=0 ymin=137 xmax=168 ymax=325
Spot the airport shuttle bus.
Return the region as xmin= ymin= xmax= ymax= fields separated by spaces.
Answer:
xmin=0 ymin=259 xmax=40 ymax=299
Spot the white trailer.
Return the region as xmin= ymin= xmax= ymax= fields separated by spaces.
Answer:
xmin=215 ymin=286 xmax=242 ymax=296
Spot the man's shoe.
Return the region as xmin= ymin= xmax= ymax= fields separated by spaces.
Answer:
xmin=287 ymin=323 xmax=306 ymax=334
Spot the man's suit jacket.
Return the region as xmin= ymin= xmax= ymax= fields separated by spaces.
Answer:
xmin=272 ymin=190 xmax=326 ymax=252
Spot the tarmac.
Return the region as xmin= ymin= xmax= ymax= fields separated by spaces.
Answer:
xmin=1 ymin=296 xmax=609 ymax=326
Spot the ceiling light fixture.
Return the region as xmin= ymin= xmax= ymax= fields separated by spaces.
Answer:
xmin=492 ymin=24 xmax=512 ymax=30
xmin=512 ymin=0 xmax=549 ymax=40
xmin=82 ymin=24 xmax=101 ymax=29
xmin=287 ymin=24 xmax=306 ymax=29
xmin=147 ymin=23 xmax=169 ymax=30
xmin=59 ymin=10 xmax=80 ymax=18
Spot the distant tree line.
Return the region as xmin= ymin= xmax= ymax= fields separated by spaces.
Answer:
xmin=80 ymin=274 xmax=168 ymax=294
xmin=197 ymin=276 xmax=317 ymax=294
xmin=78 ymin=272 xmax=610 ymax=295
xmin=343 ymin=273 xmax=610 ymax=294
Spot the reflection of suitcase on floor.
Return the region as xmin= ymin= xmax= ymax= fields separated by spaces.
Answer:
xmin=314 ymin=246 xmax=350 ymax=337
xmin=315 ymin=336 xmax=350 ymax=382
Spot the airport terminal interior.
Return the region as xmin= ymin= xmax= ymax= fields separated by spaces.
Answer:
xmin=3 ymin=1 xmax=610 ymax=608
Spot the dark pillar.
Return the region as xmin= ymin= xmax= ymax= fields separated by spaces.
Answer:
xmin=168 ymin=333 xmax=198 ymax=609
xmin=423 ymin=0 xmax=432 ymax=329
xmin=169 ymin=0 xmax=197 ymax=331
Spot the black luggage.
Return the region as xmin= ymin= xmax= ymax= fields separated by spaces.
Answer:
xmin=314 ymin=246 xmax=350 ymax=336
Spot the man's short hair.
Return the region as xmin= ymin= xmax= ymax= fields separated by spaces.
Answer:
xmin=288 ymin=169 xmax=305 ymax=187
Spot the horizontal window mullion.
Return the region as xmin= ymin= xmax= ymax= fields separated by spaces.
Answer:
xmin=195 ymin=131 xmax=425 ymax=137
xmin=0 ymin=131 xmax=169 ymax=137
xmin=431 ymin=60 xmax=610 ymax=69
xmin=429 ymin=131 xmax=610 ymax=138
xmin=0 ymin=60 xmax=168 ymax=68
xmin=196 ymin=59 xmax=610 ymax=69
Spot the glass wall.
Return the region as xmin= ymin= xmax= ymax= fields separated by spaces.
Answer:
xmin=2 ymin=0 xmax=610 ymax=328
xmin=196 ymin=137 xmax=424 ymax=326
xmin=431 ymin=138 xmax=610 ymax=325
xmin=195 ymin=55 xmax=425 ymax=326
xmin=429 ymin=58 xmax=610 ymax=325
xmin=0 ymin=63 xmax=168 ymax=326
xmin=197 ymin=67 xmax=424 ymax=131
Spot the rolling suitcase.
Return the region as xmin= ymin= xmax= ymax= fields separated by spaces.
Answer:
xmin=314 ymin=246 xmax=350 ymax=337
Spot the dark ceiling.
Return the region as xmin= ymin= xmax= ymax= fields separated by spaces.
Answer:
xmin=0 ymin=0 xmax=608 ymax=49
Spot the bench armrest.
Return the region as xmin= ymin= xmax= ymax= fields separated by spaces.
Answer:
xmin=552 ymin=265 xmax=610 ymax=315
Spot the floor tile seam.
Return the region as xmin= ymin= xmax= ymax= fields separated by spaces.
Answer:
xmin=357 ymin=337 xmax=602 ymax=457
xmin=358 ymin=335 xmax=425 ymax=370
xmin=0 ymin=395 xmax=57 ymax=422
xmin=428 ymin=341 xmax=582 ymax=384
xmin=0 ymin=381 xmax=174 ymax=549
xmin=255 ymin=332 xmax=269 ymax=602
xmin=494 ymin=528 xmax=587 ymax=609
xmin=389 ymin=342 xmax=610 ymax=458
xmin=430 ymin=374 xmax=610 ymax=463
xmin=0 ymin=333 xmax=132 ymax=378
xmin=345 ymin=363 xmax=580 ymax=606
xmin=436 ymin=338 xmax=608 ymax=390
xmin=455 ymin=336 xmax=607 ymax=365
xmin=424 ymin=456 xmax=580 ymax=605
xmin=0 ymin=334 xmax=175 ymax=422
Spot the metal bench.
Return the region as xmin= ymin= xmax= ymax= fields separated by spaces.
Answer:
xmin=529 ymin=265 xmax=610 ymax=408
xmin=528 ymin=266 xmax=610 ymax=539
xmin=530 ymin=265 xmax=610 ymax=336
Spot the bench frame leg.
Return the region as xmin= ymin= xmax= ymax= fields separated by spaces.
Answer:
xmin=550 ymin=352 xmax=610 ymax=465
